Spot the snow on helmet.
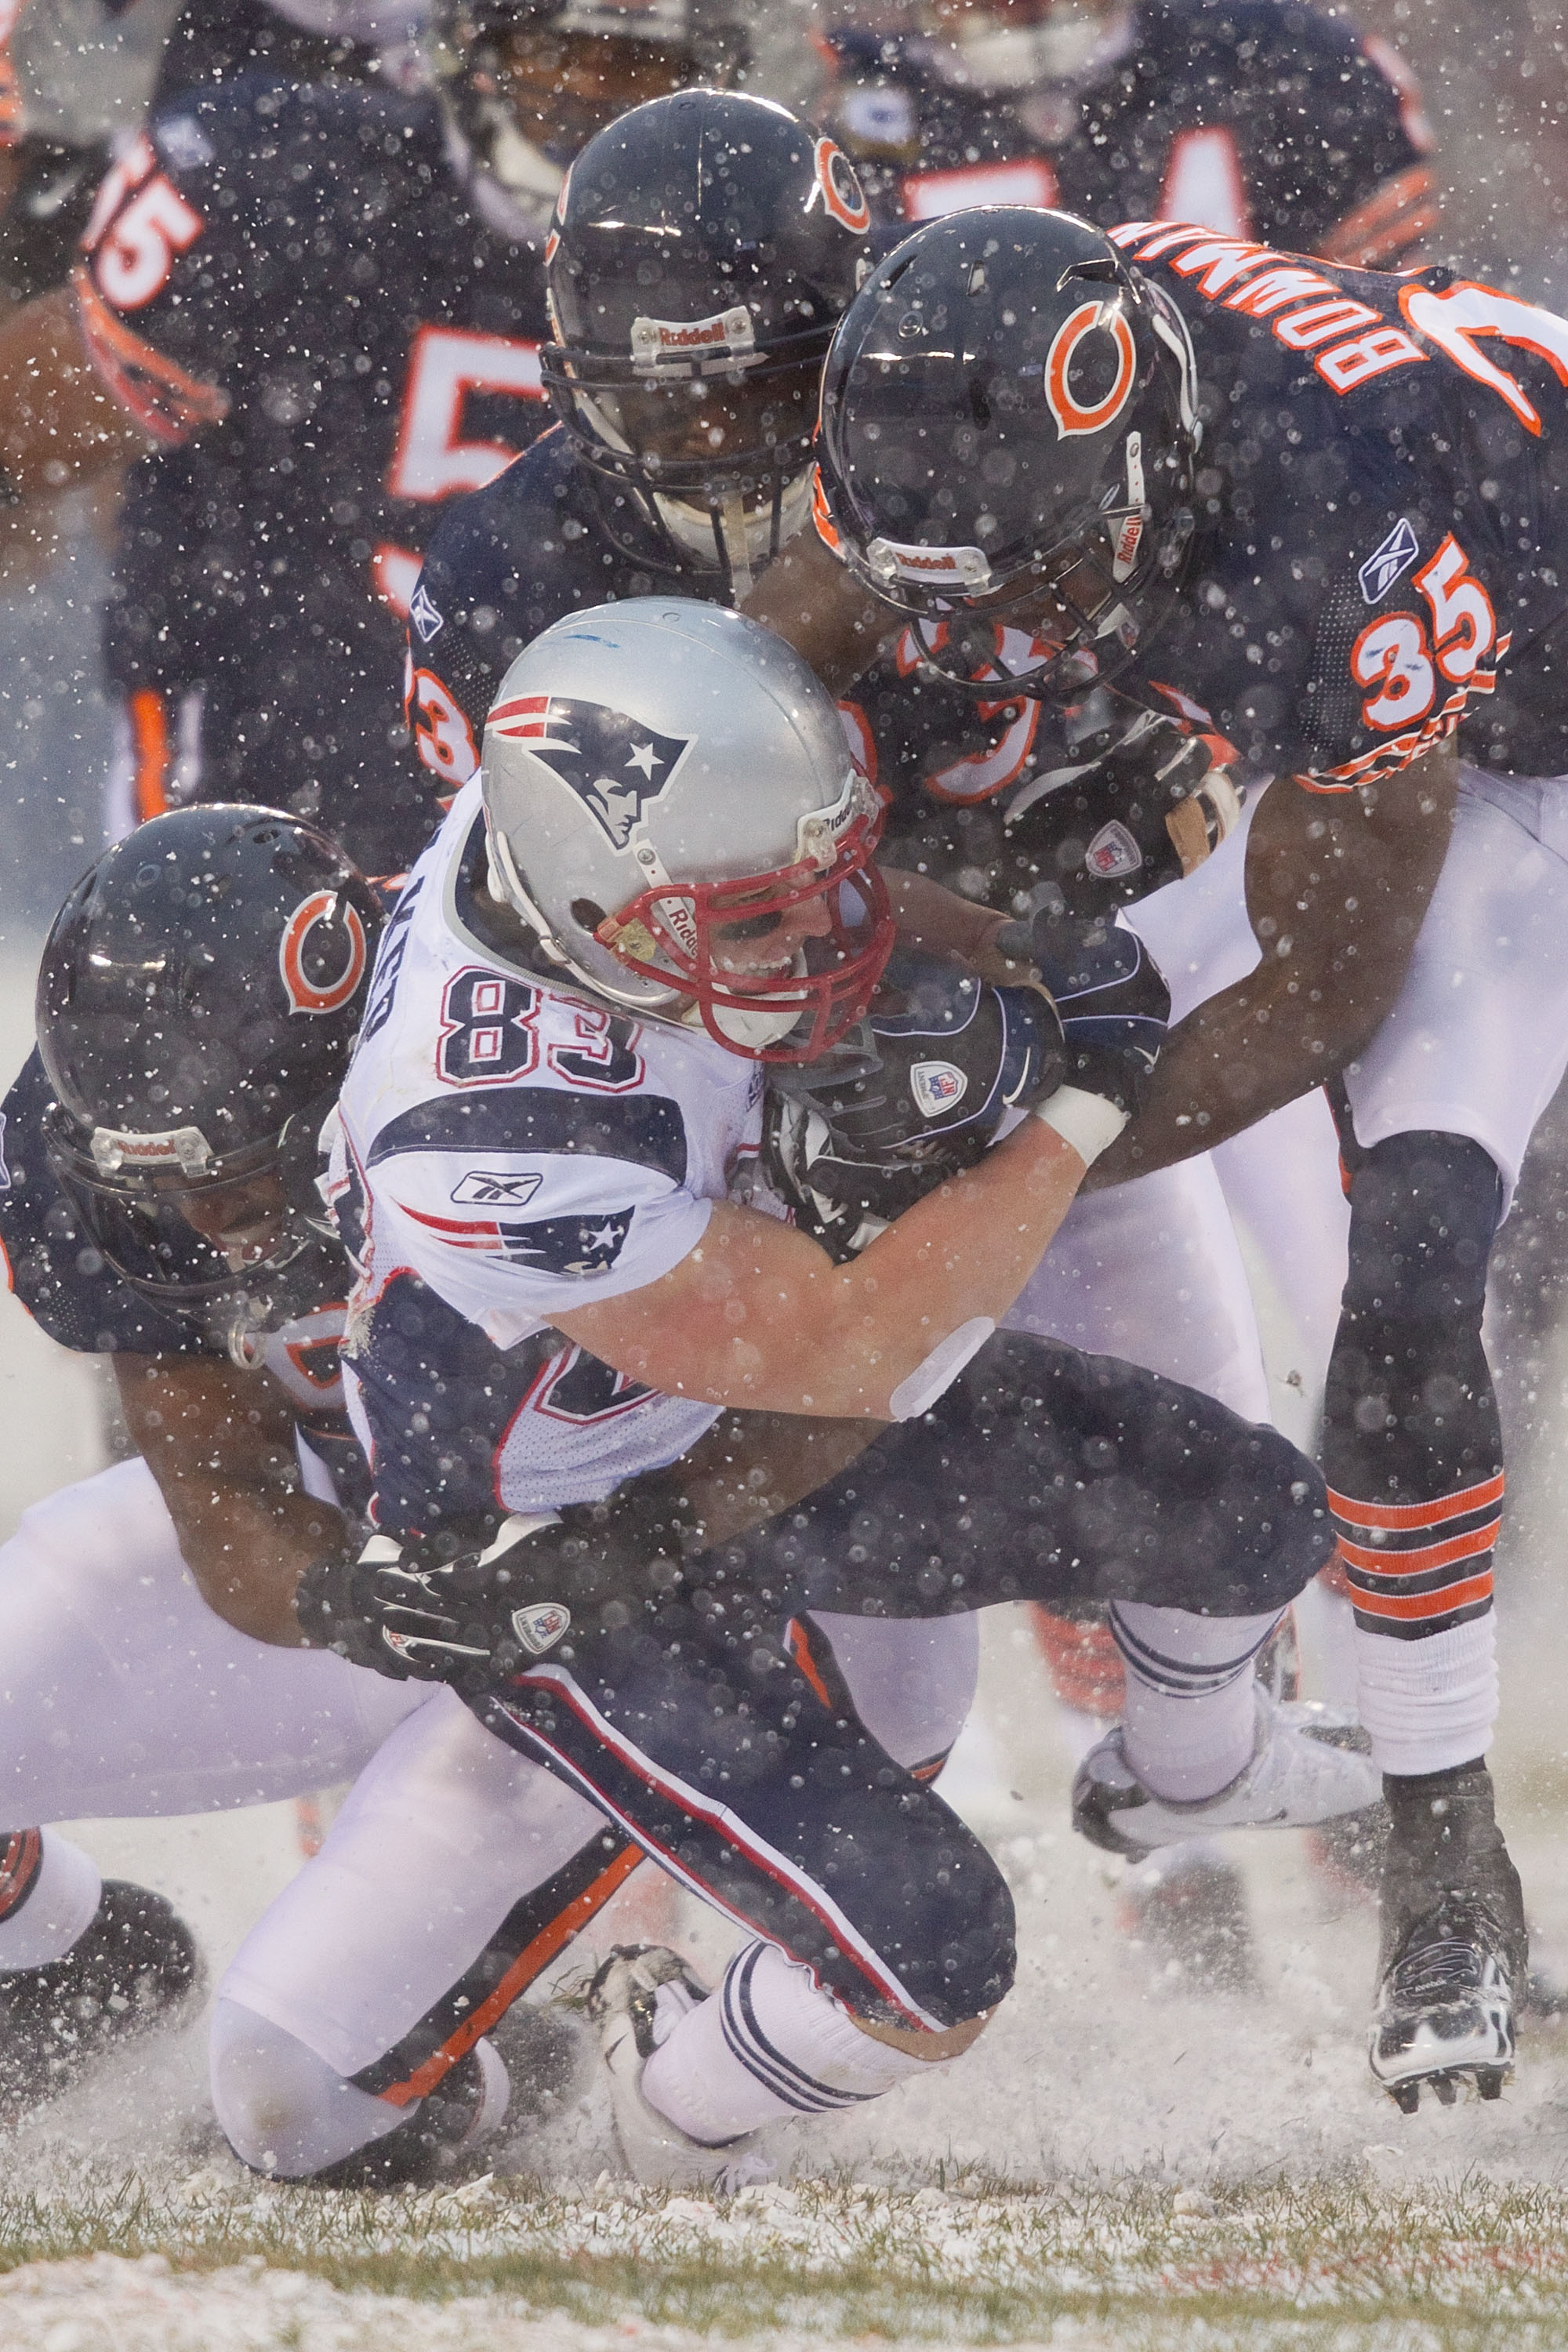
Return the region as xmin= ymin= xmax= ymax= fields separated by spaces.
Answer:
xmin=542 ymin=89 xmax=871 ymax=595
xmin=815 ymin=205 xmax=1199 ymax=699
xmin=37 ymin=804 xmax=383 ymax=1318
xmin=481 ymin=598 xmax=893 ymax=1060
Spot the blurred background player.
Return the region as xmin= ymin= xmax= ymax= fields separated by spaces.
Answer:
xmin=819 ymin=0 xmax=1436 ymax=261
xmin=68 ymin=0 xmax=747 ymax=872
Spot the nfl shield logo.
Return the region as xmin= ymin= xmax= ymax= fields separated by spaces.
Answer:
xmin=909 ymin=1061 xmax=969 ymax=1119
xmin=1085 ymin=820 xmax=1142 ymax=881
xmin=512 ymin=1600 xmax=572 ymax=1657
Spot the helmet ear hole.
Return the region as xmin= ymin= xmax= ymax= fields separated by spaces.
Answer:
xmin=571 ymin=898 xmax=607 ymax=931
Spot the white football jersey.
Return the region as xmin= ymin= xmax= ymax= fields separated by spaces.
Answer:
xmin=333 ymin=780 xmax=766 ymax=1511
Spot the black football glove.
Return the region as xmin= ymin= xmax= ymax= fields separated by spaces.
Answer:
xmin=1004 ymin=710 xmax=1243 ymax=923
xmin=763 ymin=949 xmax=1066 ymax=1261
xmin=993 ymin=913 xmax=1171 ymax=1121
xmin=296 ymin=1496 xmax=695 ymax=1692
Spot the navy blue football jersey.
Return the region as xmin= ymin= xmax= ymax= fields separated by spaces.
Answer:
xmin=1098 ymin=226 xmax=1568 ymax=788
xmin=0 ymin=1048 xmax=369 ymax=1507
xmin=828 ymin=0 xmax=1434 ymax=267
xmin=402 ymin=424 xmax=712 ymax=791
xmin=80 ymin=74 xmax=550 ymax=875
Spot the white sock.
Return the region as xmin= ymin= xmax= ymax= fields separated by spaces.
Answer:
xmin=1295 ymin=1576 xmax=1359 ymax=1708
xmin=1111 ymin=1603 xmax=1282 ymax=1802
xmin=0 ymin=1831 xmax=102 ymax=1970
xmin=641 ymin=1941 xmax=930 ymax=2147
xmin=1355 ymin=1612 xmax=1497 ymax=1776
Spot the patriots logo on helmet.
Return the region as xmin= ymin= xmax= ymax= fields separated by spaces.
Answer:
xmin=488 ymin=695 xmax=693 ymax=851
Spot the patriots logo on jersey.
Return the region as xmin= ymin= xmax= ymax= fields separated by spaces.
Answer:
xmin=406 ymin=1200 xmax=633 ymax=1275
xmin=488 ymin=695 xmax=692 ymax=851
xmin=500 ymin=1210 xmax=633 ymax=1276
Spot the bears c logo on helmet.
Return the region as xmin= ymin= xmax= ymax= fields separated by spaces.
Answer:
xmin=1044 ymin=301 xmax=1138 ymax=437
xmin=278 ymin=891 xmax=370 ymax=1016
xmin=811 ymin=137 xmax=870 ymax=235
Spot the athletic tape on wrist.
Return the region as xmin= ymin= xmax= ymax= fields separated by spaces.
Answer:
xmin=887 ymin=1315 xmax=995 ymax=1421
xmin=1033 ymin=1084 xmax=1128 ymax=1167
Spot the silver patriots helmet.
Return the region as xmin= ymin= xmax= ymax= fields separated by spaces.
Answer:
xmin=480 ymin=598 xmax=893 ymax=1060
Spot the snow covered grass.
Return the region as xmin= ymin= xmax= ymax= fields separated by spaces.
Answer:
xmin=4 ymin=2166 xmax=1568 ymax=2349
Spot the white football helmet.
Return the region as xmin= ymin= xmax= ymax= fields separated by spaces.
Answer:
xmin=481 ymin=599 xmax=893 ymax=1060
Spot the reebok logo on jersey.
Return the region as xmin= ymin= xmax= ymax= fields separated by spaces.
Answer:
xmin=488 ymin=695 xmax=692 ymax=851
xmin=909 ymin=1062 xmax=968 ymax=1118
xmin=511 ymin=1600 xmax=571 ymax=1657
xmin=409 ymin=581 xmax=445 ymax=643
xmin=1085 ymin=819 xmax=1144 ymax=880
xmin=1358 ymin=517 xmax=1420 ymax=604
xmin=450 ymin=1169 xmax=544 ymax=1207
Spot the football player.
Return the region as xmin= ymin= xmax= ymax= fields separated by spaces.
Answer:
xmin=306 ymin=596 xmax=1380 ymax=2181
xmin=0 ymin=802 xmax=981 ymax=2181
xmin=71 ymin=0 xmax=746 ymax=872
xmin=407 ymin=85 xmax=1323 ymax=1984
xmin=797 ymin=202 xmax=1568 ymax=2107
xmin=820 ymin=0 xmax=1436 ymax=264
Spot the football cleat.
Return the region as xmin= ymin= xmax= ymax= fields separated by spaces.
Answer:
xmin=0 ymin=1880 xmax=200 ymax=2115
xmin=1370 ymin=1762 xmax=1526 ymax=2112
xmin=585 ymin=1944 xmax=771 ymax=2192
xmin=1073 ymin=1691 xmax=1382 ymax=1860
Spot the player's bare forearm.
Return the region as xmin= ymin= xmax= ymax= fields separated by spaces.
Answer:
xmin=741 ymin=526 xmax=895 ymax=695
xmin=0 ymin=287 xmax=153 ymax=505
xmin=1089 ymin=739 xmax=1458 ymax=1184
xmin=114 ymin=1353 xmax=346 ymax=1646
xmin=554 ymin=1113 xmax=1086 ymax=1419
xmin=881 ymin=867 xmax=1011 ymax=964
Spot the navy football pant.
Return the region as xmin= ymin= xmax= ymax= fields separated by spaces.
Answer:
xmin=481 ymin=1332 xmax=1331 ymax=2031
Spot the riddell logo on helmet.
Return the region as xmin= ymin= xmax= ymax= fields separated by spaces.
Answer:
xmin=866 ymin=535 xmax=993 ymax=591
xmin=278 ymin=891 xmax=370 ymax=1018
xmin=630 ymin=307 xmax=754 ymax=368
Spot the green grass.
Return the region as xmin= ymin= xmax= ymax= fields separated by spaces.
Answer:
xmin=5 ymin=2166 xmax=1568 ymax=2347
